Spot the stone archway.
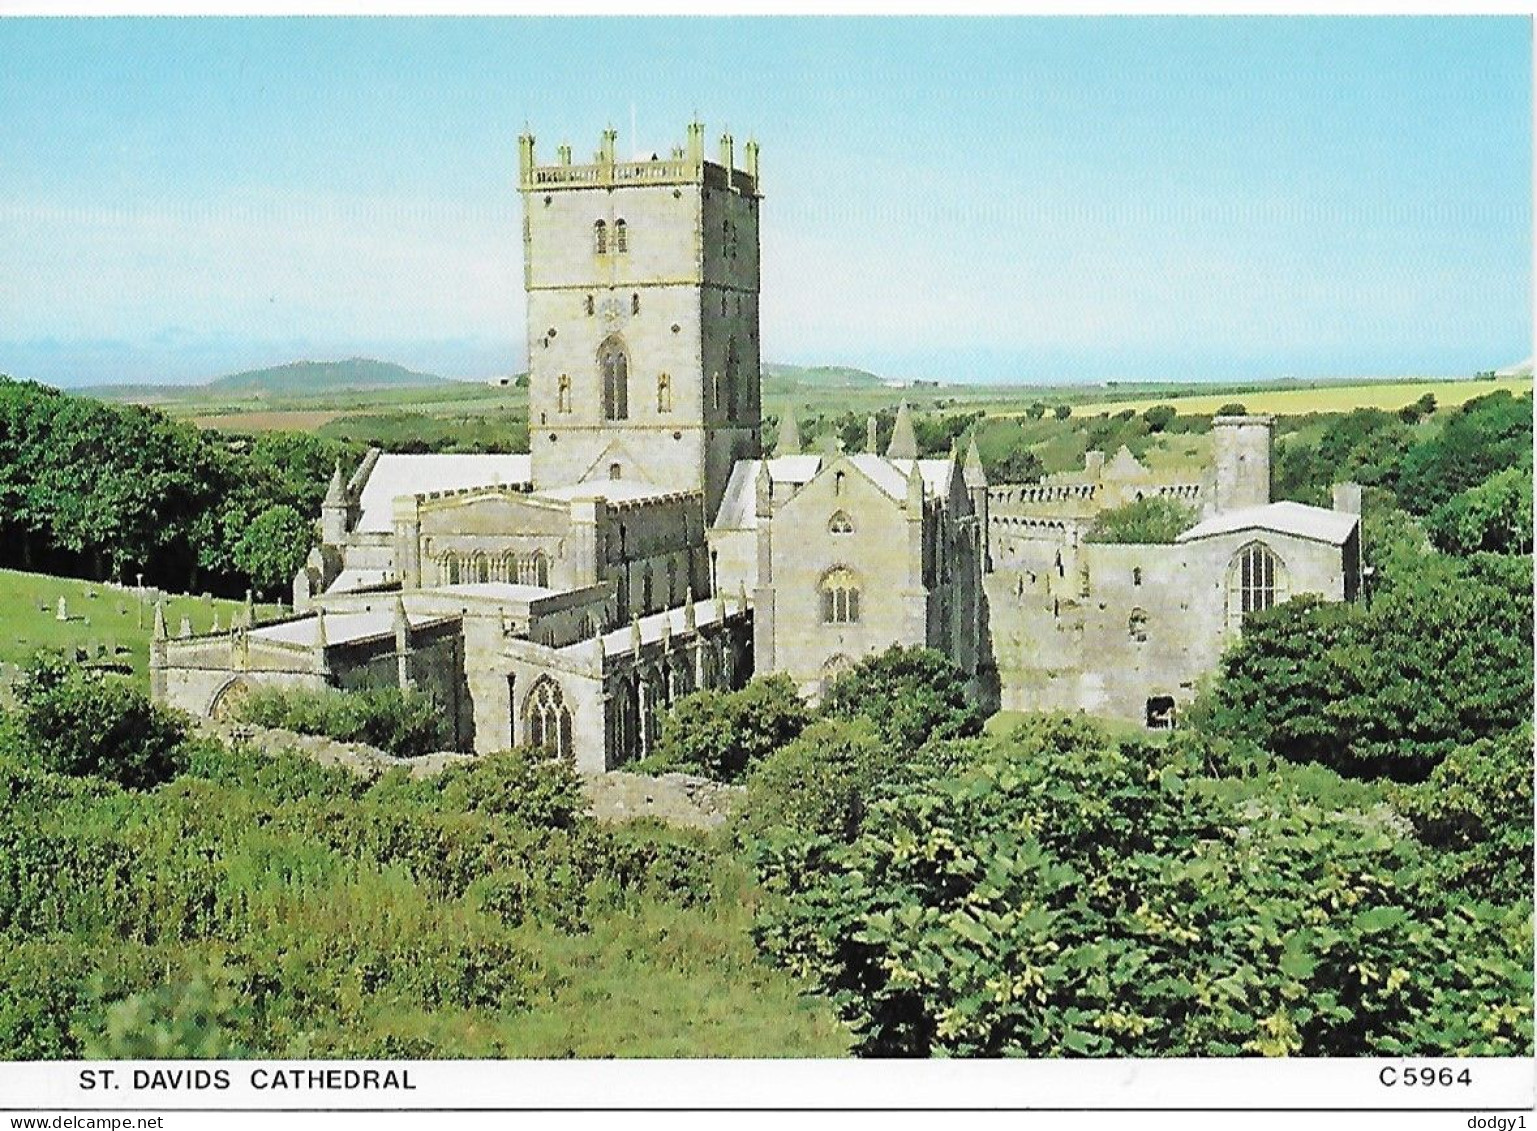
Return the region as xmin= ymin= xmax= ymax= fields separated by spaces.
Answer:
xmin=208 ymin=675 xmax=256 ymax=721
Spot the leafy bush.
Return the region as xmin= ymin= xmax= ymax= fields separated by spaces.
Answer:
xmin=6 ymin=655 xmax=189 ymax=788
xmin=641 ymin=674 xmax=811 ymax=782
xmin=233 ymin=684 xmax=450 ymax=758
xmin=1396 ymin=390 xmax=1532 ymax=514
xmin=1216 ymin=402 xmax=1248 ymax=415
xmin=1142 ymin=404 xmax=1177 ymax=432
xmin=1199 ymin=551 xmax=1531 ymax=782
xmin=1085 ymin=497 xmax=1198 ymax=544
xmin=1425 ymin=465 xmax=1533 ymax=556
xmin=820 ymin=645 xmax=985 ymax=754
xmin=750 ymin=717 xmax=1533 ymax=1057
xmin=738 ymin=717 xmax=891 ymax=843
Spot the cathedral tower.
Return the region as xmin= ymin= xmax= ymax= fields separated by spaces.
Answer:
xmin=518 ymin=121 xmax=762 ymax=518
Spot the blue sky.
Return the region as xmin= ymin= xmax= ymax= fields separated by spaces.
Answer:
xmin=0 ymin=16 xmax=1529 ymax=386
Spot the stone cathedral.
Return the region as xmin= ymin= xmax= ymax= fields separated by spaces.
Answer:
xmin=153 ymin=121 xmax=1363 ymax=771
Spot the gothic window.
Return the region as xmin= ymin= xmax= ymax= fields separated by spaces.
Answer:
xmin=1227 ymin=542 xmax=1287 ymax=629
xmin=725 ymin=338 xmax=741 ymax=421
xmin=821 ymin=653 xmax=852 ymax=697
xmin=594 ymin=220 xmax=607 ymax=255
xmin=834 ymin=471 xmax=845 ymax=496
xmin=657 ymin=371 xmax=673 ymax=413
xmin=667 ymin=557 xmax=678 ymax=603
xmin=631 ymin=292 xmax=640 ymax=315
xmin=557 ymin=374 xmax=572 ymax=413
xmin=525 ymin=676 xmax=573 ymax=760
xmin=1128 ymin=607 xmax=1149 ymax=643
xmin=642 ymin=564 xmax=654 ymax=610
xmin=501 ymin=551 xmax=517 ymax=583
xmin=441 ymin=551 xmax=460 ymax=585
xmin=609 ymin=462 xmax=622 ymax=480
xmin=535 ymin=551 xmax=549 ymax=588
xmin=820 ymin=567 xmax=861 ymax=625
xmin=828 ymin=511 xmax=854 ymax=535
xmin=599 ymin=335 xmax=629 ymax=421
xmin=473 ymin=552 xmax=490 ymax=584
xmin=1133 ymin=566 xmax=1143 ymax=587
xmin=615 ymin=219 xmax=628 ymax=253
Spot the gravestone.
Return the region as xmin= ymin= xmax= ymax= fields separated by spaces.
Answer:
xmin=179 ymin=616 xmax=193 ymax=639
xmin=56 ymin=596 xmax=67 ymax=622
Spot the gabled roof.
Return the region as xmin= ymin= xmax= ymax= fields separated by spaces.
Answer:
xmin=1176 ymin=501 xmax=1360 ymax=546
xmin=845 ymin=454 xmax=956 ymax=502
xmin=712 ymin=456 xmax=824 ymax=529
xmin=355 ymin=454 xmax=533 ymax=532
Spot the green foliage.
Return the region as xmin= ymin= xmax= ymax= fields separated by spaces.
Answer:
xmin=1395 ymin=725 xmax=1534 ymax=905
xmin=985 ymin=446 xmax=1045 ymax=484
xmin=750 ymin=717 xmax=1532 ymax=1057
xmin=1200 ymin=551 xmax=1532 ymax=782
xmin=231 ymin=503 xmax=314 ymax=598
xmin=1142 ymin=404 xmax=1177 ymax=432
xmin=82 ymin=973 xmax=253 ymax=1059
xmin=1217 ymin=402 xmax=1248 ymax=415
xmin=232 ymin=684 xmax=450 ymax=758
xmin=1396 ymin=390 xmax=1532 ymax=515
xmin=1425 ymin=465 xmax=1533 ymax=556
xmin=820 ymin=645 xmax=986 ymax=754
xmin=5 ymin=656 xmax=189 ymax=788
xmin=738 ymin=716 xmax=891 ymax=843
xmin=641 ymin=674 xmax=811 ymax=782
xmin=1085 ymin=496 xmax=1198 ymax=544
xmin=1053 ymin=404 xmax=1072 ymax=421
xmin=1025 ymin=402 xmax=1047 ymax=420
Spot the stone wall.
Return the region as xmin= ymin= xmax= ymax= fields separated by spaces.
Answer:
xmin=194 ymin=720 xmax=740 ymax=828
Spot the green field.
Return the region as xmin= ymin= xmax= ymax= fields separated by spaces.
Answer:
xmin=0 ymin=569 xmax=283 ymax=691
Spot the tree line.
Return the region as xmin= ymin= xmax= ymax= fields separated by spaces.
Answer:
xmin=0 ymin=376 xmax=355 ymax=596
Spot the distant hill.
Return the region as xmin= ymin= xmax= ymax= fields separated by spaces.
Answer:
xmin=763 ymin=363 xmax=885 ymax=390
xmin=205 ymin=358 xmax=451 ymax=394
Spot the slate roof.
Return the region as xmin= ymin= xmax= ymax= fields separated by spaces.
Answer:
xmin=354 ymin=454 xmax=533 ymax=532
xmin=1176 ymin=501 xmax=1360 ymax=546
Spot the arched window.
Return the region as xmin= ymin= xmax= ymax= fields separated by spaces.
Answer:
xmin=594 ymin=220 xmax=608 ymax=255
xmin=472 ymin=552 xmax=490 ymax=584
xmin=1133 ymin=566 xmax=1143 ymax=587
xmin=535 ymin=551 xmax=549 ymax=588
xmin=1227 ymin=542 xmax=1287 ymax=629
xmin=441 ymin=551 xmax=460 ymax=585
xmin=631 ymin=292 xmax=640 ymax=315
xmin=584 ymin=294 xmax=594 ymax=316
xmin=525 ymin=676 xmax=573 ymax=760
xmin=642 ymin=564 xmax=654 ymax=610
xmin=1128 ymin=607 xmax=1149 ymax=643
xmin=657 ymin=371 xmax=673 ymax=413
xmin=820 ymin=567 xmax=861 ymax=625
xmin=557 ymin=373 xmax=572 ymax=413
xmin=828 ymin=511 xmax=855 ymax=535
xmin=725 ymin=338 xmax=741 ymax=421
xmin=615 ymin=219 xmax=628 ymax=253
xmin=500 ymin=551 xmax=517 ymax=583
xmin=599 ymin=335 xmax=629 ymax=420
xmin=821 ymin=653 xmax=852 ymax=696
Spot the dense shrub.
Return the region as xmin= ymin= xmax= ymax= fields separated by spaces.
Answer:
xmin=233 ymin=684 xmax=450 ymax=758
xmin=1084 ymin=497 xmax=1198 ymax=544
xmin=1425 ymin=465 xmax=1533 ymax=556
xmin=1201 ymin=547 xmax=1531 ymax=782
xmin=738 ymin=717 xmax=891 ymax=843
xmin=641 ymin=674 xmax=811 ymax=782
xmin=751 ymin=717 xmax=1532 ymax=1057
xmin=4 ymin=656 xmax=189 ymax=788
xmin=820 ymin=645 xmax=985 ymax=754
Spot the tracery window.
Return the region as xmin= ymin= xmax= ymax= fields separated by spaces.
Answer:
xmin=1227 ymin=542 xmax=1287 ymax=629
xmin=594 ymin=220 xmax=608 ymax=255
xmin=614 ymin=219 xmax=628 ymax=253
xmin=828 ymin=511 xmax=855 ymax=535
xmin=820 ymin=567 xmax=861 ymax=625
xmin=525 ymin=676 xmax=573 ymax=760
xmin=600 ymin=335 xmax=629 ymax=421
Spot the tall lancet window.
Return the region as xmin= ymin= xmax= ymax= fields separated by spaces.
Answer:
xmin=594 ymin=220 xmax=608 ymax=255
xmin=725 ymin=338 xmax=741 ymax=421
xmin=600 ymin=335 xmax=629 ymax=421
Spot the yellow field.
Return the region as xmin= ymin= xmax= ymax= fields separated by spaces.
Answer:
xmin=1039 ymin=377 xmax=1531 ymax=419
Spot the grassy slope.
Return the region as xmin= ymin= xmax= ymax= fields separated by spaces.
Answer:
xmin=0 ymin=569 xmax=282 ymax=691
